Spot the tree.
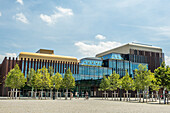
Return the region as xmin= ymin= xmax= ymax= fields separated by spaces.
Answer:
xmin=5 ymin=64 xmax=26 ymax=99
xmin=154 ymin=62 xmax=169 ymax=104
xmin=48 ymin=66 xmax=54 ymax=76
xmin=121 ymin=71 xmax=135 ymax=101
xmin=34 ymin=66 xmax=51 ymax=98
xmin=62 ymin=69 xmax=75 ymax=100
xmin=27 ymin=68 xmax=36 ymax=97
xmin=150 ymin=77 xmax=160 ymax=101
xmin=47 ymin=66 xmax=54 ymax=98
xmin=99 ymin=75 xmax=110 ymax=99
xmin=52 ymin=72 xmax=63 ymax=99
xmin=135 ymin=64 xmax=155 ymax=102
xmin=109 ymin=71 xmax=120 ymax=99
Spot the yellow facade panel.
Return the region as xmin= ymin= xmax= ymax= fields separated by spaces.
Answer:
xmin=18 ymin=52 xmax=78 ymax=63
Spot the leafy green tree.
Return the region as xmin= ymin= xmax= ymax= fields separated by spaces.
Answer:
xmin=27 ymin=68 xmax=36 ymax=97
xmin=62 ymin=69 xmax=75 ymax=100
xmin=34 ymin=66 xmax=51 ymax=98
xmin=52 ymin=72 xmax=63 ymax=99
xmin=135 ymin=64 xmax=155 ymax=102
xmin=121 ymin=71 xmax=135 ymax=101
xmin=109 ymin=71 xmax=120 ymax=98
xmin=47 ymin=66 xmax=54 ymax=98
xmin=99 ymin=75 xmax=110 ymax=99
xmin=150 ymin=77 xmax=160 ymax=101
xmin=48 ymin=66 xmax=54 ymax=76
xmin=154 ymin=62 xmax=169 ymax=104
xmin=5 ymin=64 xmax=26 ymax=99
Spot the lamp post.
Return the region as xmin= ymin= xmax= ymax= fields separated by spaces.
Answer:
xmin=120 ymin=86 xmax=122 ymax=101
xmin=53 ymin=83 xmax=55 ymax=100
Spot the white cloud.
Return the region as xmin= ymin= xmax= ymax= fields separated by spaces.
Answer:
xmin=0 ymin=12 xmax=1 ymax=16
xmin=165 ymin=56 xmax=170 ymax=66
xmin=115 ymin=0 xmax=145 ymax=8
xmin=121 ymin=24 xmax=170 ymax=39
xmin=15 ymin=13 xmax=29 ymax=24
xmin=40 ymin=6 xmax=73 ymax=25
xmin=16 ymin=0 xmax=24 ymax=5
xmin=0 ymin=53 xmax=17 ymax=63
xmin=95 ymin=34 xmax=106 ymax=40
xmin=75 ymin=41 xmax=122 ymax=56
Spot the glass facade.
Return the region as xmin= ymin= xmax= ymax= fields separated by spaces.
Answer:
xmin=101 ymin=53 xmax=123 ymax=60
xmin=22 ymin=59 xmax=112 ymax=81
xmin=107 ymin=59 xmax=148 ymax=78
xmin=80 ymin=59 xmax=102 ymax=66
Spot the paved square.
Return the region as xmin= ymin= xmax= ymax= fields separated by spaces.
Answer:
xmin=0 ymin=98 xmax=169 ymax=113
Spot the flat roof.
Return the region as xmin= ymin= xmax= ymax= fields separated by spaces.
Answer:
xmin=96 ymin=43 xmax=162 ymax=57
xmin=80 ymin=57 xmax=102 ymax=61
xmin=19 ymin=52 xmax=77 ymax=62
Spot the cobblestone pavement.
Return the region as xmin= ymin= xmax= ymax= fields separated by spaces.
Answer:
xmin=0 ymin=98 xmax=169 ymax=113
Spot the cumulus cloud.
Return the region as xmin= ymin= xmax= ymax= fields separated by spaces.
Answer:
xmin=0 ymin=12 xmax=1 ymax=16
xmin=165 ymin=56 xmax=170 ymax=66
xmin=14 ymin=13 xmax=29 ymax=24
xmin=121 ymin=24 xmax=170 ymax=38
xmin=40 ymin=6 xmax=73 ymax=25
xmin=75 ymin=41 xmax=122 ymax=56
xmin=16 ymin=0 xmax=24 ymax=5
xmin=0 ymin=53 xmax=17 ymax=63
xmin=95 ymin=34 xmax=106 ymax=40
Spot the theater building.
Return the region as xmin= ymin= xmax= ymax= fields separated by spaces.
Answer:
xmin=0 ymin=43 xmax=164 ymax=97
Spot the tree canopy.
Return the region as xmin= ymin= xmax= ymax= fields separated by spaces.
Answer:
xmin=135 ymin=64 xmax=155 ymax=91
xmin=62 ymin=68 xmax=75 ymax=90
xmin=121 ymin=71 xmax=135 ymax=91
xmin=109 ymin=71 xmax=120 ymax=91
xmin=5 ymin=64 xmax=26 ymax=89
xmin=99 ymin=75 xmax=110 ymax=91
xmin=27 ymin=68 xmax=36 ymax=88
xmin=34 ymin=66 xmax=51 ymax=90
xmin=52 ymin=72 xmax=63 ymax=90
xmin=154 ymin=62 xmax=170 ymax=90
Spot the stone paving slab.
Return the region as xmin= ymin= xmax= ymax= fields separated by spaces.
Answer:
xmin=0 ymin=98 xmax=169 ymax=113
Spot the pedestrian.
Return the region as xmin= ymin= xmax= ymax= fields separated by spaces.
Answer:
xmin=70 ymin=92 xmax=73 ymax=100
xmin=77 ymin=92 xmax=79 ymax=99
xmin=85 ymin=91 xmax=89 ymax=100
xmin=75 ymin=92 xmax=77 ymax=99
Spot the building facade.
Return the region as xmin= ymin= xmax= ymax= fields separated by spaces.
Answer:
xmin=0 ymin=43 xmax=164 ymax=97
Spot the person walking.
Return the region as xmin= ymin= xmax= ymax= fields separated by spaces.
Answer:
xmin=70 ymin=92 xmax=73 ymax=100
xmin=85 ymin=91 xmax=89 ymax=100
xmin=75 ymin=92 xmax=77 ymax=99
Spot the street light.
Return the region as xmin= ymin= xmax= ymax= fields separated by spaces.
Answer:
xmin=53 ymin=83 xmax=55 ymax=100
xmin=120 ymin=86 xmax=122 ymax=101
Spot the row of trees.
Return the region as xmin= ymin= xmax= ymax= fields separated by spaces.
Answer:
xmin=5 ymin=64 xmax=75 ymax=100
xmin=99 ymin=62 xmax=170 ymax=103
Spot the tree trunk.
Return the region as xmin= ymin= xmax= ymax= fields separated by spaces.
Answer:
xmin=50 ymin=89 xmax=52 ymax=99
xmin=137 ymin=90 xmax=139 ymax=101
xmin=31 ymin=87 xmax=34 ymax=97
xmin=12 ymin=88 xmax=15 ymax=99
xmin=15 ymin=89 xmax=18 ymax=99
xmin=146 ymin=91 xmax=148 ymax=103
xmin=143 ymin=91 xmax=145 ymax=103
xmin=156 ymin=91 xmax=158 ymax=101
xmin=163 ymin=88 xmax=166 ymax=104
xmin=10 ymin=89 xmax=12 ymax=99
xmin=35 ymin=89 xmax=37 ymax=98
xmin=65 ymin=89 xmax=68 ymax=100
xmin=104 ymin=91 xmax=106 ymax=99
xmin=57 ymin=90 xmax=58 ymax=99
xmin=41 ymin=89 xmax=43 ymax=99
xmin=152 ymin=92 xmax=153 ymax=102
xmin=126 ymin=90 xmax=128 ymax=101
xmin=114 ymin=91 xmax=116 ymax=100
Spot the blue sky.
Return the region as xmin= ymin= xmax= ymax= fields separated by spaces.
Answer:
xmin=0 ymin=0 xmax=170 ymax=65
